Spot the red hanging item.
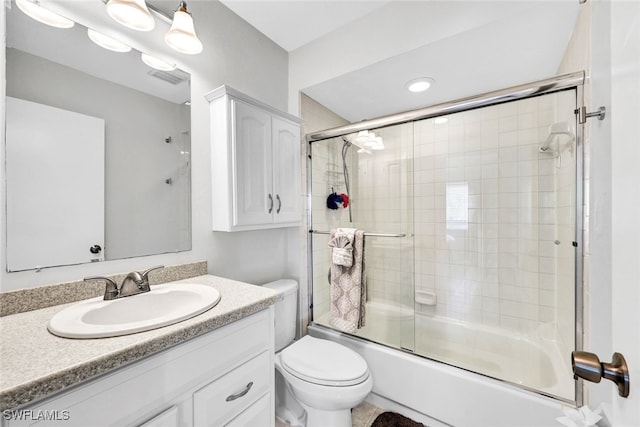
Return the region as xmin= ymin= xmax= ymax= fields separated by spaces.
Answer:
xmin=340 ymin=193 xmax=349 ymax=208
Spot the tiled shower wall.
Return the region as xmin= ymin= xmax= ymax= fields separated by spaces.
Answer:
xmin=413 ymin=92 xmax=576 ymax=339
xmin=311 ymin=90 xmax=577 ymax=344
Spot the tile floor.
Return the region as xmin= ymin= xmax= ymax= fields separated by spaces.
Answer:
xmin=351 ymin=401 xmax=386 ymax=426
xmin=275 ymin=401 xmax=384 ymax=427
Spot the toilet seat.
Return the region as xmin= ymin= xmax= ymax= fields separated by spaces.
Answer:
xmin=280 ymin=336 xmax=369 ymax=387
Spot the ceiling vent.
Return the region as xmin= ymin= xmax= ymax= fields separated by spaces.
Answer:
xmin=147 ymin=68 xmax=190 ymax=85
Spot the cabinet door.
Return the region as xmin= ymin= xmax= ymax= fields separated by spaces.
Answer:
xmin=138 ymin=406 xmax=179 ymax=427
xmin=233 ymin=99 xmax=273 ymax=227
xmin=271 ymin=117 xmax=301 ymax=224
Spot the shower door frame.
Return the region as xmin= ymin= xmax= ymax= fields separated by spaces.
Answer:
xmin=306 ymin=70 xmax=585 ymax=404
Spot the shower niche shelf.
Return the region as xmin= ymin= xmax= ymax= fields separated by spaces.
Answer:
xmin=205 ymin=85 xmax=303 ymax=231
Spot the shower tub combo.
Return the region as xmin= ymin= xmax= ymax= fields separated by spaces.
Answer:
xmin=307 ymin=72 xmax=584 ymax=426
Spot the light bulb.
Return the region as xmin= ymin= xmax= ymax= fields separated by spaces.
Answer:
xmin=165 ymin=2 xmax=203 ymax=55
xmin=15 ymin=0 xmax=74 ymax=29
xmin=87 ymin=28 xmax=131 ymax=53
xmin=141 ymin=53 xmax=177 ymax=71
xmin=106 ymin=0 xmax=155 ymax=32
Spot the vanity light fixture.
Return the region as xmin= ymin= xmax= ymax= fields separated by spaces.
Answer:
xmin=141 ymin=52 xmax=177 ymax=71
xmin=15 ymin=0 xmax=75 ymax=29
xmin=106 ymin=0 xmax=155 ymax=32
xmin=165 ymin=1 xmax=203 ymax=55
xmin=406 ymin=77 xmax=435 ymax=93
xmin=87 ymin=28 xmax=132 ymax=53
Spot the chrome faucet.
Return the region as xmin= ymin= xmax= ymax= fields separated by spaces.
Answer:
xmin=85 ymin=265 xmax=164 ymax=300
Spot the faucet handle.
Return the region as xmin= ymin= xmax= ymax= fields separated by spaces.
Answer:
xmin=84 ymin=276 xmax=119 ymax=300
xmin=136 ymin=265 xmax=164 ymax=292
xmin=141 ymin=265 xmax=164 ymax=280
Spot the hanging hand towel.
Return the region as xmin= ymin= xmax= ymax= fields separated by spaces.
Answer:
xmin=328 ymin=234 xmax=353 ymax=267
xmin=328 ymin=229 xmax=366 ymax=333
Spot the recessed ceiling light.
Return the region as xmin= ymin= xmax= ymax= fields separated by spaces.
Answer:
xmin=406 ymin=77 xmax=434 ymax=93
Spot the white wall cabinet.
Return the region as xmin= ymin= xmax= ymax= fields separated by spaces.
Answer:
xmin=5 ymin=309 xmax=275 ymax=427
xmin=206 ymin=86 xmax=302 ymax=232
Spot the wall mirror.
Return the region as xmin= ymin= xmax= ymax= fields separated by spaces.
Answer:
xmin=5 ymin=2 xmax=192 ymax=272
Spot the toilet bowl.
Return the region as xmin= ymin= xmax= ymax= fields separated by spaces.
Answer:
xmin=275 ymin=336 xmax=373 ymax=427
xmin=263 ymin=280 xmax=373 ymax=427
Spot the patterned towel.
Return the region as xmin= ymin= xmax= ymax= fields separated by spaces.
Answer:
xmin=328 ymin=234 xmax=353 ymax=266
xmin=328 ymin=229 xmax=366 ymax=333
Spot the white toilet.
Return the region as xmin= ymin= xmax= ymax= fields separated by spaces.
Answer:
xmin=263 ymin=279 xmax=373 ymax=427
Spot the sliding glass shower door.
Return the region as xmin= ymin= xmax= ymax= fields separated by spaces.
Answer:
xmin=310 ymin=122 xmax=415 ymax=352
xmin=310 ymin=86 xmax=579 ymax=402
xmin=411 ymin=90 xmax=577 ymax=400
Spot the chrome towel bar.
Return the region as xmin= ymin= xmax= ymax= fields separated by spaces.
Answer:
xmin=309 ymin=230 xmax=406 ymax=238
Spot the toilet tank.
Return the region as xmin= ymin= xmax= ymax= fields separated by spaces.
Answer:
xmin=263 ymin=279 xmax=298 ymax=351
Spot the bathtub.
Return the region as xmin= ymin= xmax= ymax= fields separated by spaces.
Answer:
xmin=311 ymin=302 xmax=575 ymax=427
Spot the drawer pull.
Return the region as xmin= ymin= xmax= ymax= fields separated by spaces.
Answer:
xmin=225 ymin=381 xmax=253 ymax=402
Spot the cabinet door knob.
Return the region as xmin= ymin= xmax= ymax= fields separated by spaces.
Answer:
xmin=225 ymin=381 xmax=253 ymax=402
xmin=276 ymin=195 xmax=282 ymax=214
xmin=268 ymin=194 xmax=273 ymax=213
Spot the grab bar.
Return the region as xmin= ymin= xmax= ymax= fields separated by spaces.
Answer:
xmin=309 ymin=230 xmax=406 ymax=238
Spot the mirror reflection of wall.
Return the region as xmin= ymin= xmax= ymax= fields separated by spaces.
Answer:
xmin=5 ymin=2 xmax=192 ymax=271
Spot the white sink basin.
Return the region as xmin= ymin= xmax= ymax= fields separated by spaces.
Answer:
xmin=48 ymin=283 xmax=221 ymax=339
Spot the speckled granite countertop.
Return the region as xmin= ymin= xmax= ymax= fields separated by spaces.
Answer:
xmin=0 ymin=275 xmax=277 ymax=411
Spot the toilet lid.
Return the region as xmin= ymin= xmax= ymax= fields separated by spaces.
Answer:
xmin=280 ymin=336 xmax=369 ymax=386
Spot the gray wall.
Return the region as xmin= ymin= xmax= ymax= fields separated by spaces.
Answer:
xmin=6 ymin=48 xmax=190 ymax=261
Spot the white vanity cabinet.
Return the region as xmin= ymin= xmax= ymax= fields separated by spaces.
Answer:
xmin=5 ymin=309 xmax=275 ymax=427
xmin=206 ymin=86 xmax=302 ymax=232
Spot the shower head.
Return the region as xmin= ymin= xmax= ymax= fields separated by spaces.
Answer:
xmin=540 ymin=121 xmax=575 ymax=153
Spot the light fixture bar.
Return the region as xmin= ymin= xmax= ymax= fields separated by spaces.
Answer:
xmin=146 ymin=3 xmax=173 ymax=24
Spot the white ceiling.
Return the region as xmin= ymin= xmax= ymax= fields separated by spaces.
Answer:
xmin=219 ymin=0 xmax=393 ymax=52
xmin=220 ymin=0 xmax=582 ymax=123
xmin=8 ymin=1 xmax=582 ymax=122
